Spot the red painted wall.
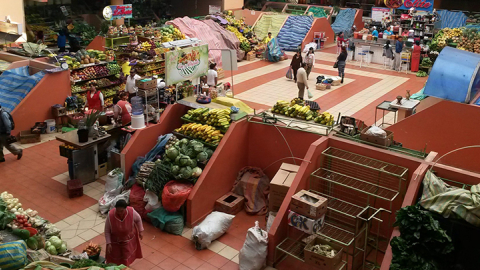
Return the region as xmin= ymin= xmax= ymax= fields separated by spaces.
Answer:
xmin=86 ymin=36 xmax=106 ymax=52
xmin=353 ymin=9 xmax=364 ymax=30
xmin=121 ymin=104 xmax=190 ymax=177
xmin=387 ymin=101 xmax=480 ymax=174
xmin=302 ymin=17 xmax=335 ymax=50
xmin=234 ymin=9 xmax=264 ymax=27
xmin=9 ymin=60 xmax=71 ymax=136
xmin=187 ymin=119 xmax=321 ymax=226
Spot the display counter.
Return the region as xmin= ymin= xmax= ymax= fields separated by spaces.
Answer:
xmin=56 ymin=131 xmax=111 ymax=184
xmin=351 ymin=38 xmax=388 ymax=64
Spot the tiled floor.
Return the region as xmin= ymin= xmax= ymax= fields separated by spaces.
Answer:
xmin=0 ymin=46 xmax=427 ymax=269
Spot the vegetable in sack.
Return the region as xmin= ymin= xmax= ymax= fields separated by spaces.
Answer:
xmin=197 ymin=152 xmax=208 ymax=162
xmin=166 ymin=148 xmax=179 ymax=160
xmin=46 ymin=245 xmax=58 ymax=255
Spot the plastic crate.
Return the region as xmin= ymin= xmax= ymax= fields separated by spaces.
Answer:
xmin=31 ymin=122 xmax=47 ymax=134
xmin=67 ymin=179 xmax=83 ymax=198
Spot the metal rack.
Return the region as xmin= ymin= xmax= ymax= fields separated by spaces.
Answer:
xmin=275 ymin=147 xmax=408 ymax=269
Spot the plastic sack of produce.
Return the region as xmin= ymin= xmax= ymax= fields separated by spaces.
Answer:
xmin=99 ymin=188 xmax=130 ymax=214
xmin=105 ymin=168 xmax=123 ymax=192
xmin=0 ymin=240 xmax=28 ymax=270
xmin=147 ymin=207 xmax=184 ymax=235
xmin=129 ymin=184 xmax=147 ymax=219
xmin=144 ymin=190 xmax=162 ymax=212
xmin=161 ymin=181 xmax=193 ymax=213
xmin=265 ymin=211 xmax=277 ymax=233
xmin=239 ymin=221 xmax=268 ymax=270
xmin=192 ymin=211 xmax=234 ymax=250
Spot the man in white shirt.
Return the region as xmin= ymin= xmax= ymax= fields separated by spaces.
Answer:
xmin=126 ymin=68 xmax=141 ymax=102
xmin=206 ymin=63 xmax=218 ymax=87
xmin=296 ymin=63 xmax=309 ymax=100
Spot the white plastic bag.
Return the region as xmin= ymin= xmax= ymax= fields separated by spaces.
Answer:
xmin=192 ymin=211 xmax=234 ymax=250
xmin=303 ymin=42 xmax=317 ymax=53
xmin=365 ymin=126 xmax=387 ymax=138
xmin=105 ymin=168 xmax=123 ymax=192
xmin=98 ymin=187 xmax=130 ymax=214
xmin=144 ymin=190 xmax=162 ymax=211
xmin=266 ymin=211 xmax=277 ymax=233
xmin=239 ymin=221 xmax=268 ymax=270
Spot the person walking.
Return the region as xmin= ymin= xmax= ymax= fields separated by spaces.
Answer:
xmin=85 ymin=83 xmax=104 ymax=112
xmin=383 ymin=40 xmax=394 ymax=69
xmin=296 ymin=63 xmax=309 ymax=100
xmin=304 ymin=47 xmax=315 ymax=79
xmin=105 ymin=200 xmax=144 ymax=266
xmin=126 ymin=69 xmax=141 ymax=102
xmin=57 ymin=30 xmax=67 ymax=52
xmin=394 ymin=36 xmax=404 ymax=71
xmin=0 ymin=105 xmax=22 ymax=162
xmin=337 ymin=46 xmax=348 ymax=84
xmin=207 ymin=63 xmax=218 ymax=88
xmin=410 ymin=40 xmax=421 ymax=72
xmin=290 ymin=50 xmax=303 ymax=83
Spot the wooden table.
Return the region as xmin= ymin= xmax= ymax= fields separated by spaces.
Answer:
xmin=56 ymin=131 xmax=111 ymax=184
xmin=389 ymin=98 xmax=420 ymax=121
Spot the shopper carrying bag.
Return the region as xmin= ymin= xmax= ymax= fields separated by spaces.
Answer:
xmin=286 ymin=67 xmax=293 ymax=80
xmin=296 ymin=63 xmax=310 ymax=100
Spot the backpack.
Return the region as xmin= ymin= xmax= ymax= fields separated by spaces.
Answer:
xmin=0 ymin=109 xmax=14 ymax=131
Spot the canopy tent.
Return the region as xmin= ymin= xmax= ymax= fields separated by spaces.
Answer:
xmin=0 ymin=66 xmax=45 ymax=113
xmin=277 ymin=15 xmax=314 ymax=51
xmin=331 ymin=8 xmax=356 ymax=35
xmin=424 ymin=46 xmax=480 ymax=103
xmin=437 ymin=10 xmax=467 ymax=29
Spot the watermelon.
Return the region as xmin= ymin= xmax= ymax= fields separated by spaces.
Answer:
xmin=26 ymin=237 xmax=38 ymax=250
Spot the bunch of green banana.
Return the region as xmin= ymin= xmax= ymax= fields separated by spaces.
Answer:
xmin=314 ymin=112 xmax=335 ymax=126
xmin=183 ymin=108 xmax=231 ymax=130
xmin=271 ymin=100 xmax=316 ymax=121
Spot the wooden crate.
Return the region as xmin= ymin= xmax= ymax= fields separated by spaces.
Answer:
xmin=360 ymin=126 xmax=394 ymax=147
xmin=19 ymin=130 xmax=41 ymax=144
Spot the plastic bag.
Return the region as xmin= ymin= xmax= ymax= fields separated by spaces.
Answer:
xmin=161 ymin=181 xmax=193 ymax=212
xmin=0 ymin=240 xmax=28 ymax=270
xmin=105 ymin=168 xmax=123 ymax=192
xmin=129 ymin=184 xmax=147 ymax=219
xmin=144 ymin=190 xmax=162 ymax=211
xmin=307 ymin=89 xmax=314 ymax=99
xmin=303 ymin=42 xmax=317 ymax=53
xmin=147 ymin=207 xmax=184 ymax=235
xmin=316 ymin=76 xmax=325 ymax=84
xmin=286 ymin=67 xmax=293 ymax=80
xmin=239 ymin=221 xmax=268 ymax=270
xmin=266 ymin=211 xmax=277 ymax=233
xmin=365 ymin=126 xmax=387 ymax=138
xmin=98 ymin=187 xmax=129 ymax=215
xmin=192 ymin=211 xmax=234 ymax=250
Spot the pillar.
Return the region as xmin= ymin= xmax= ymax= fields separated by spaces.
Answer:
xmin=111 ymin=0 xmax=124 ymax=26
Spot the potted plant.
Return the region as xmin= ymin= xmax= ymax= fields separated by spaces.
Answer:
xmin=85 ymin=110 xmax=103 ymax=137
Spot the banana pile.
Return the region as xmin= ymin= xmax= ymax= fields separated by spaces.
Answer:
xmin=183 ymin=108 xmax=231 ymax=130
xmin=436 ymin=28 xmax=463 ymax=48
xmin=175 ymin=123 xmax=224 ymax=146
xmin=139 ymin=41 xmax=152 ymax=52
xmin=226 ymin=25 xmax=248 ymax=43
xmin=314 ymin=112 xmax=335 ymax=126
xmin=271 ymin=100 xmax=317 ymax=121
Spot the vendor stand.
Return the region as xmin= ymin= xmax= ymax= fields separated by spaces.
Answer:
xmin=56 ymin=131 xmax=111 ymax=184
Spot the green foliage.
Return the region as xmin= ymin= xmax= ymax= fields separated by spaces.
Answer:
xmin=390 ymin=205 xmax=454 ymax=270
xmin=0 ymin=199 xmax=15 ymax=230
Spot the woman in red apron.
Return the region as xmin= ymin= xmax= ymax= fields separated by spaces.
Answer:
xmin=411 ymin=40 xmax=422 ymax=72
xmin=105 ymin=200 xmax=144 ymax=266
xmin=117 ymin=92 xmax=132 ymax=126
xmin=85 ymin=83 xmax=104 ymax=112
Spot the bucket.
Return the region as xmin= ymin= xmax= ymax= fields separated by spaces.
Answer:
xmin=77 ymin=129 xmax=89 ymax=143
xmin=46 ymin=119 xmax=56 ymax=133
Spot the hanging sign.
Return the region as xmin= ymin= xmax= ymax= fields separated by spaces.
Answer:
xmin=165 ymin=44 xmax=209 ymax=86
xmin=371 ymin=7 xmax=392 ymax=22
xmin=385 ymin=0 xmax=434 ymax=12
xmin=103 ymin=5 xmax=133 ymax=20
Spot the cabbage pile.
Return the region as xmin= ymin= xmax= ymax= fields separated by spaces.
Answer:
xmin=45 ymin=236 xmax=68 ymax=255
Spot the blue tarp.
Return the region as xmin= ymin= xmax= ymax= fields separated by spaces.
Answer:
xmin=437 ymin=10 xmax=467 ymax=29
xmin=131 ymin=133 xmax=172 ymax=177
xmin=277 ymin=16 xmax=314 ymax=51
xmin=266 ymin=37 xmax=283 ymax=62
xmin=424 ymin=46 xmax=480 ymax=103
xmin=331 ymin=8 xmax=356 ymax=35
xmin=0 ymin=66 xmax=45 ymax=113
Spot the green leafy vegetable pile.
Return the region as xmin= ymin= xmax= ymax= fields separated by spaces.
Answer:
xmin=72 ymin=259 xmax=118 ymax=268
xmin=390 ymin=205 xmax=454 ymax=270
xmin=416 ymin=71 xmax=428 ymax=77
xmin=0 ymin=198 xmax=15 ymax=230
xmin=421 ymin=57 xmax=433 ymax=67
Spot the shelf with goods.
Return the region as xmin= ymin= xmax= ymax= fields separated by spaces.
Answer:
xmin=70 ymin=62 xmax=121 ymax=83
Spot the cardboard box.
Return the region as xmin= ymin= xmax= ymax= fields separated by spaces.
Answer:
xmin=360 ymin=126 xmax=394 ymax=147
xmin=27 ymin=249 xmax=50 ymax=262
xmin=288 ymin=210 xmax=325 ymax=234
xmin=215 ymin=192 xmax=245 ymax=215
xmin=19 ymin=130 xmax=41 ymax=144
xmin=304 ymin=237 xmax=344 ymax=270
xmin=49 ymin=255 xmax=75 ymax=265
xmin=269 ymin=163 xmax=300 ymax=212
xmin=290 ymin=190 xmax=328 ymax=219
xmin=135 ymin=77 xmax=157 ymax=89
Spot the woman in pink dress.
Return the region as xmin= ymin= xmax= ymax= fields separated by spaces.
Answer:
xmin=410 ymin=40 xmax=421 ymax=72
xmin=105 ymin=200 xmax=144 ymax=266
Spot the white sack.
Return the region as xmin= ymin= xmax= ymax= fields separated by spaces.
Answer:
xmin=144 ymin=190 xmax=162 ymax=211
xmin=239 ymin=221 xmax=268 ymax=270
xmin=365 ymin=125 xmax=387 ymax=138
xmin=192 ymin=211 xmax=234 ymax=250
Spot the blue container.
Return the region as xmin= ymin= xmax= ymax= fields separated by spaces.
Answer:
xmin=424 ymin=46 xmax=480 ymax=103
xmin=131 ymin=96 xmax=144 ymax=115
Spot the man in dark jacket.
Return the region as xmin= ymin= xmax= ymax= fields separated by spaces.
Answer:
xmin=0 ymin=105 xmax=22 ymax=162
